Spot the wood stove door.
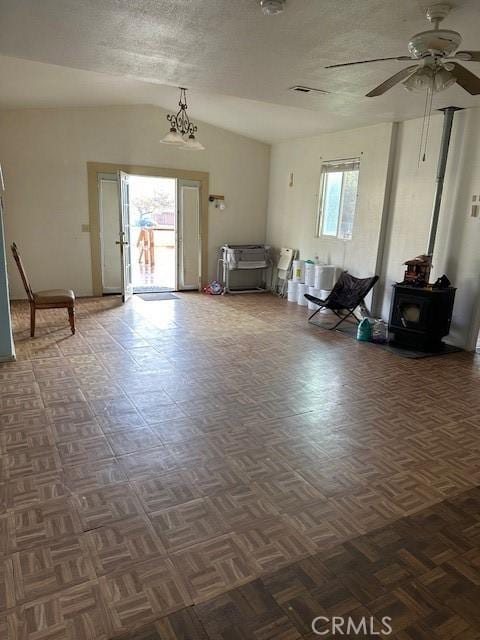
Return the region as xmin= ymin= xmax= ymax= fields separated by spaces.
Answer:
xmin=391 ymin=293 xmax=429 ymax=332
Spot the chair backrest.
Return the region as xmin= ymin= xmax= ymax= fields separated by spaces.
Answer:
xmin=327 ymin=271 xmax=379 ymax=310
xmin=11 ymin=243 xmax=34 ymax=302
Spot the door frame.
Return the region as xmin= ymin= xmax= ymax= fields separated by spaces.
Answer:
xmin=87 ymin=162 xmax=209 ymax=297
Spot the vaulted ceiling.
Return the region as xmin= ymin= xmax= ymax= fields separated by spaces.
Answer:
xmin=1 ymin=0 xmax=480 ymax=142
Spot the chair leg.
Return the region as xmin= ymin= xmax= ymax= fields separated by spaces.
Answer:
xmin=68 ymin=305 xmax=75 ymax=335
xmin=330 ymin=309 xmax=359 ymax=330
xmin=308 ymin=306 xmax=325 ymax=323
xmin=30 ymin=303 xmax=35 ymax=337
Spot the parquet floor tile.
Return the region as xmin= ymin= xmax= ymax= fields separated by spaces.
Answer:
xmin=106 ymin=428 xmax=162 ymax=456
xmin=6 ymin=536 xmax=95 ymax=605
xmin=209 ymin=484 xmax=279 ymax=530
xmin=252 ymin=471 xmax=325 ymax=514
xmin=73 ymin=482 xmax=145 ymax=531
xmin=150 ymin=498 xmax=225 ymax=552
xmin=132 ymin=472 xmax=202 ymax=512
xmin=50 ymin=419 xmax=103 ymax=443
xmin=3 ymin=447 xmax=62 ymax=481
xmin=63 ymin=458 xmax=127 ymax=493
xmin=195 ymin=580 xmax=302 ymax=640
xmin=182 ymin=461 xmax=246 ymax=495
xmin=233 ymin=516 xmax=317 ymax=574
xmin=85 ymin=515 xmax=167 ymax=575
xmin=117 ymin=447 xmax=180 ymax=480
xmin=6 ymin=582 xmax=110 ymax=640
xmin=113 ymin=608 xmax=209 ymax=640
xmin=6 ymin=471 xmax=68 ymax=511
xmin=3 ymin=294 xmax=480 ymax=638
xmin=172 ymin=534 xmax=258 ymax=604
xmin=0 ymin=425 xmax=55 ymax=454
xmin=98 ymin=559 xmax=191 ymax=634
xmin=7 ymin=498 xmax=83 ymax=552
xmin=57 ymin=436 xmax=114 ymax=466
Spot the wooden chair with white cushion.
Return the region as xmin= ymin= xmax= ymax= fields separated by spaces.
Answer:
xmin=11 ymin=242 xmax=75 ymax=337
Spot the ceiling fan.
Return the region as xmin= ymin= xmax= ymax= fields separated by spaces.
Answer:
xmin=325 ymin=3 xmax=480 ymax=97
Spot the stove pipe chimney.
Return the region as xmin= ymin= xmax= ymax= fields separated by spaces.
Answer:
xmin=426 ymin=106 xmax=462 ymax=257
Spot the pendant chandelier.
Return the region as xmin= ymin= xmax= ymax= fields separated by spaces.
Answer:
xmin=160 ymin=87 xmax=205 ymax=150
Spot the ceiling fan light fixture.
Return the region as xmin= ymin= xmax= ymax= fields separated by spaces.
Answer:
xmin=403 ymin=67 xmax=434 ymax=92
xmin=260 ymin=0 xmax=285 ymax=16
xmin=434 ymin=67 xmax=456 ymax=91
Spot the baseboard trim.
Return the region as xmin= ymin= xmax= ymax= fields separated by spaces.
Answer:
xmin=0 ymin=353 xmax=16 ymax=363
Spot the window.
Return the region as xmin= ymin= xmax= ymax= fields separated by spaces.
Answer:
xmin=316 ymin=158 xmax=360 ymax=240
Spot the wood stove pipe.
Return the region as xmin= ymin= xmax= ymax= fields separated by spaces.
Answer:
xmin=427 ymin=106 xmax=463 ymax=257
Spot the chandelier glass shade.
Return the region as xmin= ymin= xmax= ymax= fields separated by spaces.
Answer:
xmin=160 ymin=87 xmax=205 ymax=150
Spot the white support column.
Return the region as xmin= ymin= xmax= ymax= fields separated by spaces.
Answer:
xmin=0 ymin=173 xmax=15 ymax=362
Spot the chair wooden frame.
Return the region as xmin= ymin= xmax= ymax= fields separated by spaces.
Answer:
xmin=11 ymin=243 xmax=75 ymax=337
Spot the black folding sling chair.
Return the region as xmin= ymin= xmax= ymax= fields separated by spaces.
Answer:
xmin=305 ymin=271 xmax=379 ymax=330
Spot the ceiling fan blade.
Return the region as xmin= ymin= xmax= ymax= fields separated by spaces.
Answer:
xmin=455 ymin=51 xmax=480 ymax=62
xmin=325 ymin=56 xmax=411 ymax=69
xmin=366 ymin=65 xmax=418 ymax=97
xmin=451 ymin=62 xmax=480 ymax=94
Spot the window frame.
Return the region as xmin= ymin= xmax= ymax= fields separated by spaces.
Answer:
xmin=315 ymin=158 xmax=360 ymax=241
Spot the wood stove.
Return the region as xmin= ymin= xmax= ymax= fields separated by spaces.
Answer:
xmin=389 ymin=285 xmax=456 ymax=351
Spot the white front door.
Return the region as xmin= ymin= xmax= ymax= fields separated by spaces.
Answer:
xmin=177 ymin=180 xmax=201 ymax=290
xmin=117 ymin=171 xmax=133 ymax=302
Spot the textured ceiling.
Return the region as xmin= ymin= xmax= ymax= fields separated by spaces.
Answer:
xmin=0 ymin=0 xmax=480 ymax=141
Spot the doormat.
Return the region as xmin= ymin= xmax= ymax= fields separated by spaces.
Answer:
xmin=310 ymin=318 xmax=462 ymax=358
xmin=137 ymin=293 xmax=179 ymax=301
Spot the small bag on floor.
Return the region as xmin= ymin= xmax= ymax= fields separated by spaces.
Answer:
xmin=356 ymin=318 xmax=372 ymax=342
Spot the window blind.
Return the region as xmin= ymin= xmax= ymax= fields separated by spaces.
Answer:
xmin=320 ymin=158 xmax=360 ymax=173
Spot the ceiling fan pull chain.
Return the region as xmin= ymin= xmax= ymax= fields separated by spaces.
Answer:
xmin=422 ymin=85 xmax=434 ymax=162
xmin=418 ymin=86 xmax=429 ymax=166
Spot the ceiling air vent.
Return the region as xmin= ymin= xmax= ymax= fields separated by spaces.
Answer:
xmin=289 ymin=85 xmax=329 ymax=94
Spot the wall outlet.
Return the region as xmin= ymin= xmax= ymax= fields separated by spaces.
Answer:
xmin=471 ymin=195 xmax=480 ymax=218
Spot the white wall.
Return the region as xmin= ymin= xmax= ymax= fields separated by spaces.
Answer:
xmin=266 ymin=123 xmax=394 ymax=284
xmin=0 ymin=105 xmax=270 ymax=298
xmin=266 ymin=110 xmax=480 ymax=350
xmin=378 ymin=115 xmax=443 ymax=319
xmin=381 ymin=109 xmax=480 ymax=349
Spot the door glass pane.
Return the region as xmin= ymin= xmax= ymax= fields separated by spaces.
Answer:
xmin=322 ymin=172 xmax=342 ymax=236
xmin=338 ymin=170 xmax=359 ymax=240
xmin=178 ymin=181 xmax=200 ymax=290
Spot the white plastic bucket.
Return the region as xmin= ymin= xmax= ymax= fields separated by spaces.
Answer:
xmin=287 ymin=280 xmax=298 ymax=302
xmin=307 ymin=286 xmax=321 ymax=310
xmin=304 ymin=263 xmax=316 ymax=287
xmin=297 ymin=283 xmax=309 ymax=306
xmin=319 ymin=289 xmax=332 ymax=313
xmin=314 ymin=265 xmax=336 ymax=290
xmin=292 ymin=260 xmax=305 ymax=283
